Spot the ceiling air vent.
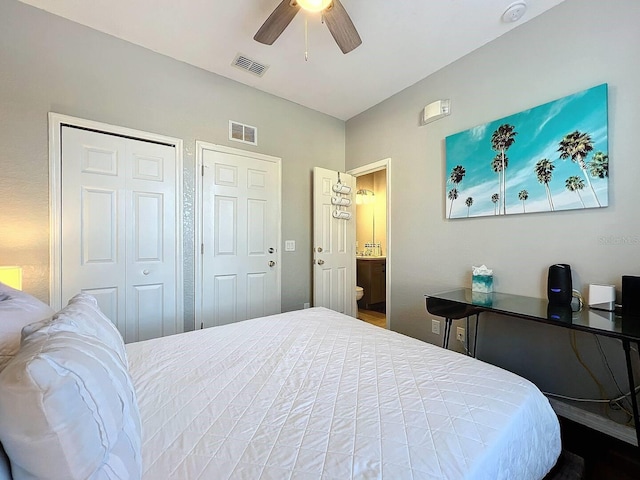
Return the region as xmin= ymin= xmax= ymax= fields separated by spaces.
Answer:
xmin=229 ymin=121 xmax=258 ymax=146
xmin=232 ymin=54 xmax=269 ymax=77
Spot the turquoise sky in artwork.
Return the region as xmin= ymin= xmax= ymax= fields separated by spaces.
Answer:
xmin=445 ymin=84 xmax=608 ymax=219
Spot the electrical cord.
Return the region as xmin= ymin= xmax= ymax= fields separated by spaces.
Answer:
xmin=569 ymin=330 xmax=607 ymax=401
xmin=571 ymin=289 xmax=584 ymax=310
xmin=546 ymin=331 xmax=640 ymax=425
xmin=568 ymin=330 xmax=627 ymax=421
xmin=545 ymin=389 xmax=637 ymax=427
xmin=593 ymin=336 xmax=635 ymax=422
xmin=544 ymin=391 xmax=617 ymax=403
xmin=544 ymin=383 xmax=640 ymax=404
xmin=595 ymin=336 xmax=626 ymax=399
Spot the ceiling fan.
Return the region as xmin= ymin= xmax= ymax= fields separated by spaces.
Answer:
xmin=254 ymin=0 xmax=362 ymax=54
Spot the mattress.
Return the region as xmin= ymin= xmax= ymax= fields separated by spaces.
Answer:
xmin=126 ymin=307 xmax=560 ymax=479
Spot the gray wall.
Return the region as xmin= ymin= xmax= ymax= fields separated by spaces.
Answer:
xmin=0 ymin=0 xmax=345 ymax=327
xmin=346 ymin=0 xmax=640 ymax=402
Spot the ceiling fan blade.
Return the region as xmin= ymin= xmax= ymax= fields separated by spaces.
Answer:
xmin=323 ymin=0 xmax=362 ymax=54
xmin=254 ymin=0 xmax=301 ymax=45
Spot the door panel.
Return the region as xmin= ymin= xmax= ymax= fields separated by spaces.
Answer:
xmin=134 ymin=192 xmax=163 ymax=261
xmin=62 ymin=128 xmax=127 ymax=331
xmin=213 ymin=275 xmax=237 ymax=326
xmin=313 ymin=167 xmax=356 ymax=316
xmin=61 ymin=126 xmax=178 ymax=342
xmin=201 ymin=147 xmax=281 ymax=328
xmin=247 ymin=199 xmax=266 ymax=254
xmin=126 ymin=139 xmax=177 ymax=341
xmin=83 ymin=146 xmax=118 ymax=175
xmin=247 ymin=273 xmax=267 ymax=319
xmin=82 ymin=187 xmax=117 ymax=263
xmin=131 ymin=283 xmax=164 ymax=341
xmin=132 ymin=152 xmax=164 ymax=181
xmin=215 ymin=196 xmax=237 ymax=255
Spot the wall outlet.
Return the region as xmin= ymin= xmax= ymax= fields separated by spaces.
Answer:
xmin=303 ymin=302 xmax=310 ymax=309
xmin=431 ymin=319 xmax=440 ymax=335
xmin=456 ymin=326 xmax=465 ymax=342
xmin=285 ymin=240 xmax=296 ymax=252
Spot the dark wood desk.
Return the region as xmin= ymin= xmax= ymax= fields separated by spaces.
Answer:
xmin=425 ymin=288 xmax=640 ymax=447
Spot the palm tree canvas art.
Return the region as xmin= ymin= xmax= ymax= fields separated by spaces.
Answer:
xmin=444 ymin=84 xmax=608 ymax=219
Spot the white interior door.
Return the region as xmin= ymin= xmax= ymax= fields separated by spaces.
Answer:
xmin=199 ymin=145 xmax=281 ymax=328
xmin=313 ymin=167 xmax=356 ymax=316
xmin=61 ymin=126 xmax=179 ymax=342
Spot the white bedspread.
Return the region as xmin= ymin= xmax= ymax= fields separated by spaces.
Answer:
xmin=126 ymin=307 xmax=560 ymax=479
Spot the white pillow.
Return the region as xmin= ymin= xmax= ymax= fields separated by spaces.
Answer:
xmin=22 ymin=293 xmax=127 ymax=365
xmin=0 ymin=304 xmax=142 ymax=479
xmin=0 ymin=282 xmax=54 ymax=371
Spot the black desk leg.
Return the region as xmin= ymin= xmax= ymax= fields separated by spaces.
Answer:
xmin=465 ymin=316 xmax=470 ymax=356
xmin=463 ymin=313 xmax=481 ymax=357
xmin=443 ymin=318 xmax=453 ymax=349
xmin=622 ymin=339 xmax=640 ymax=447
xmin=472 ymin=313 xmax=480 ymax=358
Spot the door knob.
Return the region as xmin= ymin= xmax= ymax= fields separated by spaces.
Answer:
xmin=317 ymin=259 xmax=325 ymax=265
xmin=317 ymin=247 xmax=323 ymax=253
xmin=268 ymin=260 xmax=276 ymax=267
xmin=143 ymin=269 xmax=150 ymax=275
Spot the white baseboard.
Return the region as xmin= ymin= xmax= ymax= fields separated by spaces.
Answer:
xmin=548 ymin=397 xmax=637 ymax=446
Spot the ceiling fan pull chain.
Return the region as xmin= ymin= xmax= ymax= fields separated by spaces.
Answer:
xmin=304 ymin=16 xmax=309 ymax=61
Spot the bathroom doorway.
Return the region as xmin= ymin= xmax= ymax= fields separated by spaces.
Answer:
xmin=348 ymin=159 xmax=391 ymax=330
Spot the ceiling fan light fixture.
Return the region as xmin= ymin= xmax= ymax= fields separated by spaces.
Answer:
xmin=296 ymin=0 xmax=331 ymax=13
xmin=255 ymin=0 xmax=361 ymax=54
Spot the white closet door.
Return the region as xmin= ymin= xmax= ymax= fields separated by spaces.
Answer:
xmin=201 ymin=147 xmax=281 ymax=327
xmin=61 ymin=126 xmax=178 ymax=342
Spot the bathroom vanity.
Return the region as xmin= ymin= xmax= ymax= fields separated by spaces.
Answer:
xmin=356 ymin=257 xmax=386 ymax=309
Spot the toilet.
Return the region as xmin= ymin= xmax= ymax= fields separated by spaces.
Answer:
xmin=355 ymin=286 xmax=364 ymax=318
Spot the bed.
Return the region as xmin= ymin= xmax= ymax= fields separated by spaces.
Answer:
xmin=0 ymin=283 xmax=561 ymax=479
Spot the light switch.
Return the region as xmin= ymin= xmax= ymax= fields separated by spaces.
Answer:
xmin=285 ymin=240 xmax=296 ymax=252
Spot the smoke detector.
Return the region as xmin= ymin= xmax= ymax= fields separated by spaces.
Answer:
xmin=502 ymin=2 xmax=527 ymax=23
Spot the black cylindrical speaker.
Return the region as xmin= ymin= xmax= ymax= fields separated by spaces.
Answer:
xmin=622 ymin=275 xmax=640 ymax=316
xmin=548 ymin=264 xmax=572 ymax=306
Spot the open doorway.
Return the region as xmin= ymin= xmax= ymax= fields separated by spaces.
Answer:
xmin=348 ymin=159 xmax=391 ymax=329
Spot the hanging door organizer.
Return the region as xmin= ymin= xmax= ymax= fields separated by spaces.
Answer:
xmin=331 ymin=173 xmax=352 ymax=220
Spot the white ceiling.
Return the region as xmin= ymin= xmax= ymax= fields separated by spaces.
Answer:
xmin=18 ymin=0 xmax=566 ymax=120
